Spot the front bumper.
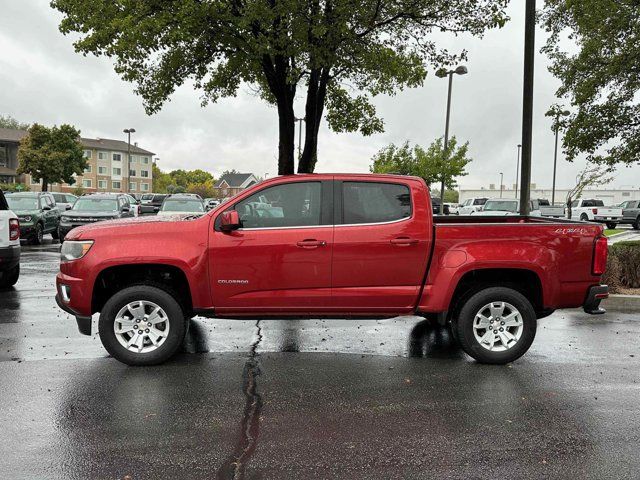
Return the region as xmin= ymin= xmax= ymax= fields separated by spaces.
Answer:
xmin=583 ymin=284 xmax=609 ymax=315
xmin=55 ymin=293 xmax=92 ymax=336
xmin=19 ymin=224 xmax=36 ymax=238
xmin=594 ymin=216 xmax=623 ymax=222
xmin=0 ymin=245 xmax=20 ymax=272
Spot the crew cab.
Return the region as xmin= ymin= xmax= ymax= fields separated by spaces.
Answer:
xmin=0 ymin=189 xmax=20 ymax=288
xmin=55 ymin=174 xmax=609 ymax=366
xmin=568 ymin=199 xmax=623 ymax=229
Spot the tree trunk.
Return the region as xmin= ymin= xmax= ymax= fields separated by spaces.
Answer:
xmin=41 ymin=178 xmax=48 ymax=192
xmin=276 ymin=95 xmax=296 ymax=175
xmin=298 ymin=68 xmax=330 ymax=174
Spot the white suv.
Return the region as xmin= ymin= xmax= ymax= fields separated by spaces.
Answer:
xmin=0 ymin=190 xmax=20 ymax=288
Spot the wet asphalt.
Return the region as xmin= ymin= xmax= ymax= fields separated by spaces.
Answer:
xmin=1 ymin=238 xmax=640 ymax=479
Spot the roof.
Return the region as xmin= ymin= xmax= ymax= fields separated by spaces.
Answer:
xmin=0 ymin=128 xmax=154 ymax=155
xmin=215 ymin=173 xmax=256 ymax=188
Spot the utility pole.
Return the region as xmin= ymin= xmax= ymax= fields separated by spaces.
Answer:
xmin=294 ymin=117 xmax=305 ymax=160
xmin=123 ymin=128 xmax=136 ymax=193
xmin=550 ymin=109 xmax=569 ymax=205
xmin=515 ymin=144 xmax=521 ymax=199
xmin=500 ymin=172 xmax=504 ymax=198
xmin=519 ymin=0 xmax=536 ymax=215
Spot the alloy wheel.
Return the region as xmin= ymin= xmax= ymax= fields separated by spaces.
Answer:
xmin=472 ymin=301 xmax=524 ymax=352
xmin=114 ymin=300 xmax=170 ymax=353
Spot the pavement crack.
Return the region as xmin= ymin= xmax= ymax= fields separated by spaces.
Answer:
xmin=217 ymin=320 xmax=263 ymax=480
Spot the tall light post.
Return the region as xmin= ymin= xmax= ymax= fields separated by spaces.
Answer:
xmin=515 ymin=144 xmax=521 ymax=199
xmin=294 ymin=117 xmax=305 ymax=160
xmin=123 ymin=128 xmax=135 ymax=192
xmin=499 ymin=172 xmax=504 ymax=198
xmin=435 ymin=65 xmax=468 ymax=207
xmin=519 ymin=0 xmax=536 ymax=215
xmin=549 ymin=109 xmax=570 ymax=205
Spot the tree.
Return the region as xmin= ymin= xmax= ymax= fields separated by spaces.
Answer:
xmin=187 ymin=180 xmax=216 ymax=199
xmin=541 ymin=1 xmax=640 ymax=168
xmin=0 ymin=115 xmax=29 ymax=130
xmin=152 ymin=162 xmax=171 ymax=193
xmin=565 ymin=163 xmax=614 ymax=219
xmin=17 ymin=123 xmax=86 ymax=191
xmin=52 ymin=0 xmax=508 ymax=174
xmin=370 ymin=137 xmax=471 ymax=189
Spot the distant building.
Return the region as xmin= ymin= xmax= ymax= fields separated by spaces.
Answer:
xmin=214 ymin=173 xmax=259 ymax=198
xmin=459 ymin=185 xmax=640 ymax=205
xmin=0 ymin=127 xmax=155 ymax=194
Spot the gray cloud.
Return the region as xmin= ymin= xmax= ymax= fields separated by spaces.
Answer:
xmin=1 ymin=0 xmax=638 ymax=189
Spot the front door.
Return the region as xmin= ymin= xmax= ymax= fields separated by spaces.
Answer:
xmin=331 ymin=179 xmax=431 ymax=314
xmin=623 ymin=201 xmax=639 ymax=223
xmin=210 ymin=180 xmax=333 ymax=315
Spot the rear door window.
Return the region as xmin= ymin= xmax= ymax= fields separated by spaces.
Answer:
xmin=342 ymin=182 xmax=411 ymax=225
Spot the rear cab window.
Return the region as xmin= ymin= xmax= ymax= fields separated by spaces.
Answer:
xmin=341 ymin=181 xmax=411 ymax=224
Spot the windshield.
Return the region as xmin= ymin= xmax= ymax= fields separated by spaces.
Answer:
xmin=7 ymin=196 xmax=38 ymax=211
xmin=73 ymin=198 xmax=118 ymax=212
xmin=161 ymin=200 xmax=204 ymax=212
xmin=483 ymin=200 xmax=518 ymax=212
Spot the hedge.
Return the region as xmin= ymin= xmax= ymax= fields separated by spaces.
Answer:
xmin=602 ymin=241 xmax=640 ymax=291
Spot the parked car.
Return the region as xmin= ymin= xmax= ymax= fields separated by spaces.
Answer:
xmin=567 ymin=199 xmax=623 ymax=229
xmin=58 ymin=194 xmax=134 ymax=241
xmin=140 ymin=193 xmax=155 ymax=204
xmin=431 ymin=198 xmax=450 ymax=215
xmin=471 ymin=198 xmax=565 ymax=218
xmin=158 ymin=196 xmax=206 ymax=216
xmin=0 ymin=189 xmax=20 ymax=288
xmin=56 ymin=173 xmax=609 ymax=366
xmin=51 ymin=193 xmax=78 ymax=213
xmin=123 ymin=194 xmax=141 ymax=217
xmin=444 ymin=203 xmax=459 ymax=215
xmin=458 ymin=197 xmax=488 ymax=215
xmin=6 ymin=192 xmax=60 ymax=244
xmin=204 ymin=198 xmax=220 ymax=210
xmin=617 ymin=200 xmax=640 ymax=229
xmin=139 ymin=194 xmax=169 ymax=215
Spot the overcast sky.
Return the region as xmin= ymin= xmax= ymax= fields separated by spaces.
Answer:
xmin=1 ymin=1 xmax=638 ymax=190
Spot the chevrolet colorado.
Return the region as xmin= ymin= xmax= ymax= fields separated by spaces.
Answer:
xmin=55 ymin=174 xmax=609 ymax=366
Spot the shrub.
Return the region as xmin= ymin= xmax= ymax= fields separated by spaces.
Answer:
xmin=602 ymin=241 xmax=640 ymax=290
xmin=0 ymin=183 xmax=30 ymax=192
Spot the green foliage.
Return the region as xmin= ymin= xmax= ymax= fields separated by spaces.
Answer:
xmin=187 ymin=180 xmax=216 ymax=199
xmin=52 ymin=0 xmax=509 ymax=173
xmin=541 ymin=1 xmax=640 ymax=168
xmin=71 ymin=186 xmax=85 ymax=197
xmin=17 ymin=123 xmax=86 ymax=192
xmin=0 ymin=183 xmax=30 ymax=192
xmin=0 ymin=115 xmax=29 ymax=130
xmin=370 ymin=137 xmax=471 ymax=189
xmin=152 ymin=164 xmax=216 ymax=195
xmin=602 ymin=241 xmax=640 ymax=290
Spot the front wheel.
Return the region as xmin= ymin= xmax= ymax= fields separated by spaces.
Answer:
xmin=51 ymin=228 xmax=60 ymax=240
xmin=98 ymin=285 xmax=187 ymax=366
xmin=32 ymin=223 xmax=44 ymax=245
xmin=633 ymin=217 xmax=640 ymax=230
xmin=453 ymin=287 xmax=537 ymax=364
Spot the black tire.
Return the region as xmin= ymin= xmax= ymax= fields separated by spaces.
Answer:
xmin=58 ymin=229 xmax=66 ymax=242
xmin=452 ymin=287 xmax=537 ymax=364
xmin=51 ymin=228 xmax=60 ymax=240
xmin=633 ymin=217 xmax=640 ymax=230
xmin=31 ymin=223 xmax=44 ymax=245
xmin=580 ymin=214 xmax=589 ymax=222
xmin=0 ymin=265 xmax=19 ymax=289
xmin=98 ymin=285 xmax=187 ymax=366
xmin=606 ymin=222 xmax=617 ymax=230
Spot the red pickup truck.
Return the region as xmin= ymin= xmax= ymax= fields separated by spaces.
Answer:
xmin=55 ymin=174 xmax=609 ymax=366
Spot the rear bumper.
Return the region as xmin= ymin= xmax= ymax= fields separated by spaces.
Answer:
xmin=583 ymin=284 xmax=609 ymax=315
xmin=0 ymin=245 xmax=20 ymax=271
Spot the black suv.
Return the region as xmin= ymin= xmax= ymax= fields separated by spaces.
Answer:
xmin=139 ymin=194 xmax=169 ymax=215
xmin=58 ymin=194 xmax=134 ymax=241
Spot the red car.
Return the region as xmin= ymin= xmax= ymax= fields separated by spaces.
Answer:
xmin=55 ymin=174 xmax=609 ymax=366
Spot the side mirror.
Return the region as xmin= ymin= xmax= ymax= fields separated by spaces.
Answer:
xmin=122 ymin=206 xmax=130 ymax=213
xmin=65 ymin=204 xmax=72 ymax=210
xmin=220 ymin=210 xmax=241 ymax=232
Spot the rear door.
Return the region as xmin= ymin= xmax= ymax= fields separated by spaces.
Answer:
xmin=210 ymin=179 xmax=333 ymax=314
xmin=331 ymin=179 xmax=431 ymax=314
xmin=623 ymin=200 xmax=639 ymax=222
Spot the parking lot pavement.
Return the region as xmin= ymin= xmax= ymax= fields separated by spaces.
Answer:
xmin=1 ymin=244 xmax=640 ymax=479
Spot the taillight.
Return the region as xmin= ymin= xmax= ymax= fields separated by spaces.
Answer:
xmin=9 ymin=219 xmax=20 ymax=241
xmin=592 ymin=236 xmax=608 ymax=276
xmin=592 ymin=208 xmax=598 ymax=215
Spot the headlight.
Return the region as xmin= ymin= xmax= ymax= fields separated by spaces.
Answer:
xmin=61 ymin=241 xmax=94 ymax=262
xmin=19 ymin=215 xmax=32 ymax=222
xmin=61 ymin=216 xmax=71 ymax=222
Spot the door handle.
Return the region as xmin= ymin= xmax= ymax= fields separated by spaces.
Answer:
xmin=296 ymin=239 xmax=326 ymax=248
xmin=390 ymin=237 xmax=419 ymax=246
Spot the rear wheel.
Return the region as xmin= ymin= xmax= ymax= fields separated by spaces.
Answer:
xmin=606 ymin=222 xmax=617 ymax=230
xmin=580 ymin=214 xmax=589 ymax=222
xmin=453 ymin=287 xmax=537 ymax=364
xmin=98 ymin=285 xmax=187 ymax=366
xmin=0 ymin=265 xmax=19 ymax=288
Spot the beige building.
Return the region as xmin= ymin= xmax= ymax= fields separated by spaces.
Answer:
xmin=0 ymin=128 xmax=154 ymax=194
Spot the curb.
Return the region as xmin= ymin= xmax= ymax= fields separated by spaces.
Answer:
xmin=603 ymin=294 xmax=640 ymax=312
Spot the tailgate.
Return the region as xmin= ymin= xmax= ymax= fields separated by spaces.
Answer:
xmin=540 ymin=206 xmax=565 ymax=217
xmin=599 ymin=208 xmax=622 ymax=216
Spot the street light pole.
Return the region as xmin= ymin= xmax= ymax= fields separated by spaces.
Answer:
xmin=294 ymin=117 xmax=305 ymax=160
xmin=500 ymin=172 xmax=504 ymax=198
xmin=123 ymin=128 xmax=136 ymax=193
xmin=436 ymin=65 xmax=468 ymax=208
xmin=550 ymin=110 xmax=569 ymax=205
xmin=515 ymin=144 xmax=521 ymax=199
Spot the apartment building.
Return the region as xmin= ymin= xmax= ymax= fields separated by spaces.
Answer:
xmin=0 ymin=128 xmax=154 ymax=194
